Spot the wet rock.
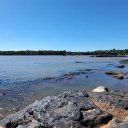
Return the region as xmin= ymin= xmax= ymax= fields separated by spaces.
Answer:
xmin=63 ymin=72 xmax=81 ymax=79
xmin=120 ymin=60 xmax=128 ymax=64
xmin=86 ymin=75 xmax=89 ymax=78
xmin=79 ymin=69 xmax=92 ymax=72
xmin=43 ymin=77 xmax=55 ymax=80
xmin=0 ymin=91 xmax=112 ymax=128
xmin=105 ymin=71 xmax=127 ymax=80
xmin=75 ymin=61 xmax=86 ymax=63
xmin=113 ymin=74 xmax=125 ymax=79
xmin=108 ymin=64 xmax=125 ymax=68
xmin=92 ymin=86 xmax=109 ymax=93
xmin=105 ymin=71 xmax=125 ymax=75
xmin=116 ymin=65 xmax=125 ymax=68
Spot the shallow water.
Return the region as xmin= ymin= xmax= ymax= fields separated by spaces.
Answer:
xmin=0 ymin=55 xmax=128 ymax=90
xmin=0 ymin=56 xmax=127 ymax=84
xmin=0 ymin=55 xmax=128 ymax=118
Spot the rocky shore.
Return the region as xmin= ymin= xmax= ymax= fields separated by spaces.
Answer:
xmin=0 ymin=87 xmax=128 ymax=128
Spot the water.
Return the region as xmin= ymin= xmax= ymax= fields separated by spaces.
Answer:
xmin=0 ymin=55 xmax=128 ymax=89
xmin=0 ymin=55 xmax=127 ymax=84
xmin=0 ymin=55 xmax=128 ymax=118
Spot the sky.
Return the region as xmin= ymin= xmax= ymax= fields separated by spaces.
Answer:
xmin=0 ymin=0 xmax=128 ymax=51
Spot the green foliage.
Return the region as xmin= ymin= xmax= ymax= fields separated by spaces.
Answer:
xmin=0 ymin=49 xmax=128 ymax=56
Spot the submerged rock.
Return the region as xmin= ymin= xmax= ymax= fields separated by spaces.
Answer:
xmin=116 ymin=65 xmax=125 ymax=68
xmin=120 ymin=60 xmax=128 ymax=64
xmin=105 ymin=71 xmax=127 ymax=80
xmin=75 ymin=61 xmax=86 ymax=63
xmin=105 ymin=71 xmax=125 ymax=75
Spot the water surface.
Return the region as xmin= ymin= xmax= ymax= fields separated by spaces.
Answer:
xmin=0 ymin=56 xmax=128 ymax=118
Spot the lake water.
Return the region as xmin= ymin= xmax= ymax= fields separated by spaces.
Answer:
xmin=0 ymin=56 xmax=127 ymax=84
xmin=0 ymin=56 xmax=128 ymax=118
xmin=0 ymin=55 xmax=128 ymax=89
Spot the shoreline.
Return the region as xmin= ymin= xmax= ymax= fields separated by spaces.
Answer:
xmin=0 ymin=58 xmax=128 ymax=127
xmin=0 ymin=65 xmax=128 ymax=121
xmin=0 ymin=87 xmax=128 ymax=128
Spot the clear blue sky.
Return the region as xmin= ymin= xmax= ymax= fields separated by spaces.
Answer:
xmin=0 ymin=0 xmax=128 ymax=51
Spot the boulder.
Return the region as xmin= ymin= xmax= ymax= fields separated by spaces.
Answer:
xmin=0 ymin=91 xmax=112 ymax=128
xmin=1 ymin=89 xmax=128 ymax=128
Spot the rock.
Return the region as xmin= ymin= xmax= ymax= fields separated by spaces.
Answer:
xmin=75 ymin=61 xmax=86 ymax=63
xmin=1 ymin=89 xmax=128 ymax=128
xmin=0 ymin=91 xmax=112 ymax=128
xmin=90 ymin=90 xmax=128 ymax=120
xmin=92 ymin=86 xmax=109 ymax=93
xmin=105 ymin=71 xmax=125 ymax=75
xmin=116 ymin=65 xmax=125 ymax=68
xmin=43 ymin=77 xmax=55 ymax=80
xmin=86 ymin=75 xmax=89 ymax=78
xmin=120 ymin=60 xmax=128 ymax=64
xmin=106 ymin=118 xmax=128 ymax=128
xmin=113 ymin=74 xmax=125 ymax=79
xmin=105 ymin=71 xmax=127 ymax=80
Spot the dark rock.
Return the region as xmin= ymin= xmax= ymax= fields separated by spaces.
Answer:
xmin=120 ymin=60 xmax=128 ymax=64
xmin=116 ymin=65 xmax=125 ymax=68
xmin=0 ymin=91 xmax=112 ymax=128
xmin=43 ymin=77 xmax=55 ymax=80
xmin=105 ymin=71 xmax=125 ymax=75
xmin=105 ymin=71 xmax=128 ymax=80
xmin=75 ymin=61 xmax=86 ymax=63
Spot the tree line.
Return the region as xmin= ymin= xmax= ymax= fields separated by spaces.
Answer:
xmin=0 ymin=49 xmax=128 ymax=56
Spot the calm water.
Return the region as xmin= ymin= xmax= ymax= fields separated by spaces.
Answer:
xmin=0 ymin=56 xmax=128 ymax=118
xmin=0 ymin=56 xmax=127 ymax=83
